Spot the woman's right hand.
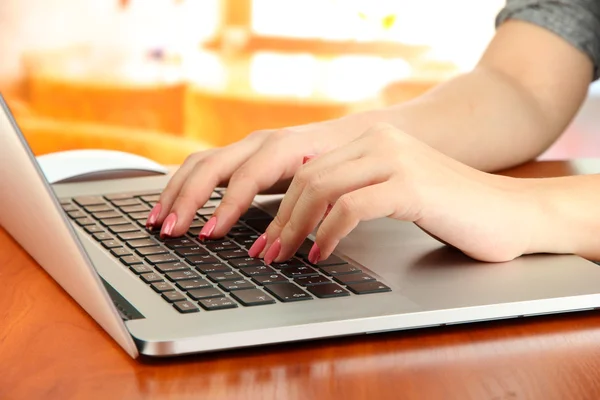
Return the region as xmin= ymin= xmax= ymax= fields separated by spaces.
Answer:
xmin=146 ymin=116 xmax=370 ymax=239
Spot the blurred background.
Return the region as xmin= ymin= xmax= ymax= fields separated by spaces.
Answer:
xmin=1 ymin=0 xmax=598 ymax=165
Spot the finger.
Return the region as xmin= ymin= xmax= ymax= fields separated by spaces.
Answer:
xmin=310 ymin=182 xmax=417 ymax=263
xmin=205 ymin=135 xmax=309 ymax=239
xmin=147 ymin=151 xmax=211 ymax=228
xmin=273 ymin=157 xmax=391 ymax=262
xmin=260 ymin=139 xmax=367 ymax=258
xmin=160 ymin=139 xmax=264 ymax=237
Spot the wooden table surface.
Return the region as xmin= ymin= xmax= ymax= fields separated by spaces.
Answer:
xmin=2 ymin=159 xmax=600 ymax=400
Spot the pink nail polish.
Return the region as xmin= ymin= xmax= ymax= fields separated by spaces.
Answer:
xmin=308 ymin=243 xmax=321 ymax=265
xmin=161 ymin=213 xmax=177 ymax=238
xmin=264 ymin=238 xmax=281 ymax=265
xmin=199 ymin=216 xmax=217 ymax=241
xmin=303 ymin=154 xmax=316 ymax=164
xmin=248 ymin=233 xmax=267 ymax=258
xmin=146 ymin=203 xmax=162 ymax=228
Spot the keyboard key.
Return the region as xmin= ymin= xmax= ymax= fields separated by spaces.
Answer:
xmin=75 ymin=217 xmax=96 ymax=226
xmin=84 ymin=224 xmax=105 ymax=234
xmin=136 ymin=246 xmax=169 ymax=256
xmin=140 ymin=273 xmax=163 ymax=283
xmin=244 ymin=219 xmax=271 ymax=232
xmin=165 ymin=270 xmax=202 ymax=282
xmin=210 ymin=191 xmax=222 ymax=199
xmin=270 ymin=259 xmax=305 ymax=269
xmin=120 ymin=255 xmax=143 ymax=265
xmin=187 ymin=287 xmax=225 ymax=300
xmin=130 ymin=265 xmax=154 ymax=275
xmin=252 ymin=274 xmax=289 ymax=285
xmin=227 ymin=228 xmax=259 ymax=237
xmin=140 ymin=194 xmax=161 ymax=202
xmin=128 ymin=211 xmax=150 ymax=220
xmin=92 ymin=211 xmax=121 ymax=220
xmin=74 ymin=196 xmax=105 ymax=206
xmin=320 ymin=265 xmax=362 ymax=276
xmin=111 ymin=198 xmax=141 ymax=207
xmin=84 ymin=204 xmax=112 ymax=213
xmin=164 ymin=238 xmax=197 ymax=249
xmin=203 ymin=200 xmax=220 ymax=208
xmin=93 ymin=232 xmax=114 ymax=241
xmin=151 ymin=282 xmax=175 ymax=293
xmin=176 ymin=279 xmax=211 ymax=290
xmin=62 ymin=203 xmax=78 ymax=212
xmin=198 ymin=297 xmax=238 ymax=311
xmin=218 ymin=280 xmax=256 ymax=291
xmin=307 ymin=254 xmax=348 ymax=267
xmin=239 ymin=265 xmax=276 ymax=276
xmin=146 ymin=254 xmax=180 ymax=264
xmin=175 ymin=247 xmax=209 ymax=257
xmin=294 ymin=275 xmax=331 ymax=286
xmin=173 ymin=301 xmax=199 ymax=313
xmin=228 ymin=258 xmax=265 ymax=269
xmin=240 ymin=207 xmax=272 ymax=220
xmin=109 ymin=224 xmax=138 ymax=234
xmin=120 ymin=205 xmax=149 ymax=213
xmin=195 ymin=263 xmax=231 ymax=274
xmin=70 ymin=210 xmax=89 ymax=219
xmin=162 ymin=291 xmax=187 ymax=303
xmin=281 ymin=266 xmax=319 ymax=278
xmin=333 ymin=273 xmax=376 ymax=285
xmin=101 ymin=240 xmax=121 ymax=249
xmin=118 ymin=231 xmax=149 ymax=241
xmin=100 ymin=217 xmax=130 ymax=226
xmin=235 ymin=237 xmax=259 ymax=249
xmin=188 ymin=227 xmax=204 ymax=236
xmin=307 ymin=283 xmax=350 ymax=298
xmin=185 ymin=254 xmax=219 ymax=265
xmin=216 ymin=249 xmax=248 ymax=260
xmin=205 ymin=240 xmax=238 ymax=252
xmin=155 ymin=262 xmax=188 ymax=273
xmin=206 ymin=270 xmax=243 ymax=282
xmin=127 ymin=238 xmax=159 ymax=248
xmin=197 ymin=208 xmax=214 ymax=216
xmin=296 ymin=240 xmax=314 ymax=257
xmin=264 ymin=283 xmax=312 ymax=302
xmin=104 ymin=193 xmax=135 ymax=201
xmin=190 ymin=219 xmax=206 ymax=228
xmin=111 ymin=247 xmax=132 ymax=257
xmin=230 ymin=289 xmax=275 ymax=306
xmin=346 ymin=281 xmax=391 ymax=295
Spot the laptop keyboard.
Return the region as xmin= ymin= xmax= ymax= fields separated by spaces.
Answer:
xmin=61 ymin=190 xmax=391 ymax=314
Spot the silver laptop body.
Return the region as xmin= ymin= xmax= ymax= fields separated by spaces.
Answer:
xmin=3 ymin=96 xmax=600 ymax=359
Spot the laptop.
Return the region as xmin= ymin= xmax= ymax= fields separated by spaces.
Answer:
xmin=3 ymin=95 xmax=600 ymax=359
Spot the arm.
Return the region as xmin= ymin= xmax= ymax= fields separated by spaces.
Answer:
xmin=350 ymin=19 xmax=595 ymax=172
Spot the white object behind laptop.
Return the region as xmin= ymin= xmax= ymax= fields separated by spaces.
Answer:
xmin=37 ymin=149 xmax=168 ymax=184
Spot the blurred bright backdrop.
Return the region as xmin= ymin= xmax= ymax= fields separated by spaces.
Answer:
xmin=1 ymin=0 xmax=597 ymax=164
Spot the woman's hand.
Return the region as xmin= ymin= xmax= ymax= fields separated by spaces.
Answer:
xmin=255 ymin=123 xmax=539 ymax=264
xmin=146 ymin=116 xmax=372 ymax=239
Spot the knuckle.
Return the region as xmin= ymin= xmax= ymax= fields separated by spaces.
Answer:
xmin=305 ymin=168 xmax=328 ymax=195
xmin=337 ymin=194 xmax=358 ymax=215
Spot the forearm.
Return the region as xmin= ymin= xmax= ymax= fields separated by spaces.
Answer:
xmin=346 ymin=21 xmax=593 ymax=172
xmin=526 ymin=175 xmax=600 ymax=261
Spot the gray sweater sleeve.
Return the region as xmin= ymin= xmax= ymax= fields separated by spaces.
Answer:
xmin=496 ymin=0 xmax=600 ymax=81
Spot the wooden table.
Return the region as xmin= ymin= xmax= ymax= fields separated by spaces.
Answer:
xmin=2 ymin=160 xmax=600 ymax=400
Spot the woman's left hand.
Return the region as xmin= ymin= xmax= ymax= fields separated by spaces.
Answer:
xmin=250 ymin=123 xmax=540 ymax=264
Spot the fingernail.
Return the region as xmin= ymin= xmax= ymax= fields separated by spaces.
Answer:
xmin=146 ymin=203 xmax=162 ymax=228
xmin=303 ymin=154 xmax=316 ymax=164
xmin=264 ymin=238 xmax=281 ymax=265
xmin=308 ymin=243 xmax=321 ymax=265
xmin=199 ymin=216 xmax=217 ymax=241
xmin=160 ymin=213 xmax=177 ymax=238
xmin=248 ymin=233 xmax=267 ymax=258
